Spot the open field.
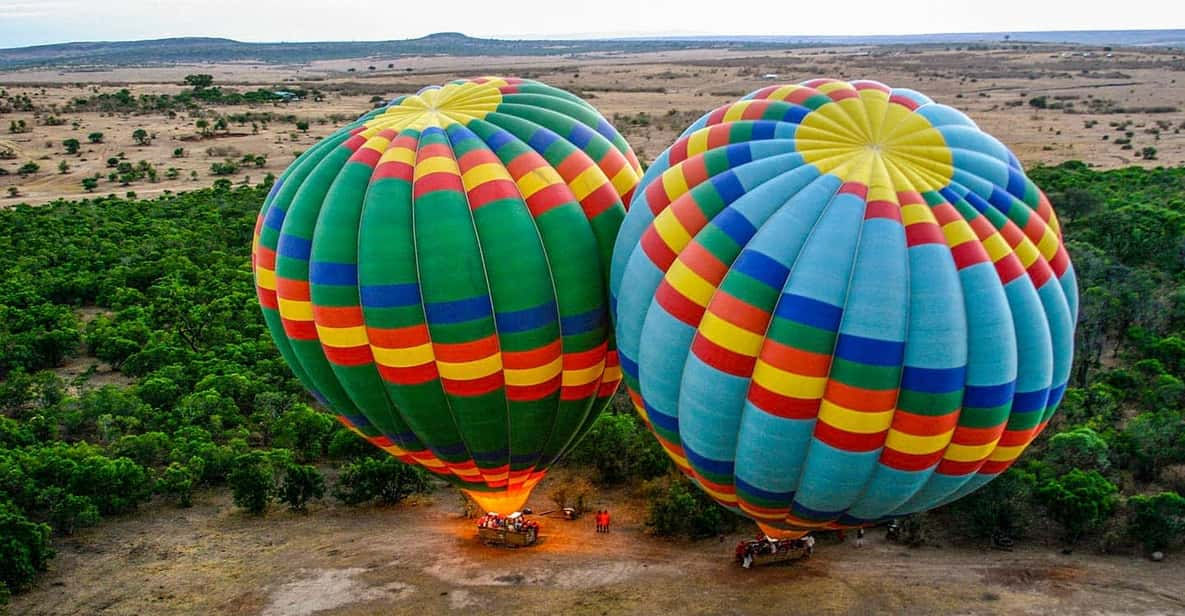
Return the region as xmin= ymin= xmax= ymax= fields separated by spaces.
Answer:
xmin=10 ymin=483 xmax=1185 ymax=616
xmin=2 ymin=42 xmax=1184 ymax=206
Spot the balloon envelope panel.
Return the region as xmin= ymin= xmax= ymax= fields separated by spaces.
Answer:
xmin=252 ymin=77 xmax=641 ymax=513
xmin=610 ymin=79 xmax=1077 ymax=532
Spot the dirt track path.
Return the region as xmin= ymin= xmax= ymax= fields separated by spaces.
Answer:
xmin=12 ymin=487 xmax=1185 ymax=615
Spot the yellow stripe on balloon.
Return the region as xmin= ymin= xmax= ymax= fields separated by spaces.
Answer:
xmin=568 ymin=165 xmax=607 ymax=201
xmin=316 ymin=325 xmax=369 ymax=348
xmin=414 ymin=156 xmax=461 ymax=180
xmin=504 ymin=356 xmax=563 ymax=387
xmin=601 ymin=364 xmax=622 ymax=382
xmin=378 ymin=145 xmax=416 ymax=166
xmin=1036 ymin=227 xmax=1060 ymax=260
xmin=610 ymin=166 xmax=638 ymax=197
xmin=1013 ymin=238 xmax=1040 ymax=268
xmin=751 ymin=359 xmax=827 ymax=400
xmin=722 ymin=101 xmax=756 ymax=123
xmin=941 ymin=221 xmax=977 ymax=247
xmin=665 ymin=259 xmax=716 ymax=308
xmin=460 ymin=162 xmax=512 ymax=192
xmin=436 ymin=353 xmax=502 ymax=381
xmin=256 ymin=267 xmax=276 ymax=291
xmin=686 ymin=129 xmax=711 ymax=158
xmin=884 ymin=429 xmax=955 ymax=455
xmin=987 ymin=443 xmax=1028 ymax=462
xmin=698 ymin=311 xmax=764 ymax=357
xmin=699 ymin=483 xmax=738 ymax=506
xmin=372 ymin=342 xmax=434 ymax=367
xmin=981 ymin=233 xmax=1012 ymax=262
xmin=278 ymin=298 xmax=313 ymax=321
xmin=900 ymin=203 xmax=936 ymax=226
xmin=943 ymin=439 xmax=1001 ymax=462
xmin=361 ymin=135 xmax=391 ymax=155
xmin=562 ymin=361 xmax=606 ymax=387
xmin=515 ymin=166 xmax=565 ymax=199
xmin=652 ymin=208 xmax=694 ymax=253
xmin=661 ymin=166 xmax=690 ymax=202
xmin=817 ymin=400 xmax=894 ymax=434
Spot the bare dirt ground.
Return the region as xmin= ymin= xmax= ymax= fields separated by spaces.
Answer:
xmin=11 ymin=483 xmax=1184 ymax=616
xmin=2 ymin=43 xmax=1184 ymax=206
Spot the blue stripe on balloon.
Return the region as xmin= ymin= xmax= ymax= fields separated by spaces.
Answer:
xmin=484 ymin=128 xmax=515 ymax=152
xmin=619 ymin=352 xmax=639 ymax=379
xmin=567 ymin=122 xmax=596 ymax=149
xmin=495 ymin=302 xmax=558 ymax=334
xmin=783 ymin=105 xmax=810 ymax=124
xmin=775 ymin=293 xmax=843 ymax=332
xmin=962 ymin=381 xmax=1016 ymax=408
xmin=683 ymin=444 xmax=735 ymax=476
xmin=712 ymin=169 xmax=748 ymax=205
xmin=1006 ymin=168 xmax=1027 ymax=200
xmin=751 ymin=120 xmax=778 ymax=140
xmin=471 ymin=448 xmax=512 ymax=463
xmin=736 ymin=476 xmax=794 ymax=502
xmin=834 ymin=333 xmax=905 ymax=367
xmin=432 ymin=441 xmax=469 ymax=457
xmin=424 ymin=295 xmax=492 ymax=324
xmin=309 ymin=261 xmax=358 ymax=286
xmin=1011 ymin=388 xmax=1049 ymax=413
xmin=988 ymin=186 xmax=1014 ymax=214
xmin=277 ymin=233 xmax=312 ymax=260
xmin=900 ymin=365 xmax=966 ymax=394
xmin=360 ymin=283 xmax=422 ymax=308
xmin=527 ymin=129 xmax=560 ymax=153
xmin=713 ymin=207 xmax=758 ymax=246
xmin=731 ymin=249 xmax=790 ymax=290
xmin=645 ymin=401 xmax=680 ymax=433
xmin=595 ymin=118 xmax=617 ymax=142
xmin=724 ymin=143 xmax=753 ymax=168
xmin=561 ymin=306 xmax=605 ymax=335
xmin=264 ymin=205 xmax=287 ymax=231
xmin=1047 ymin=383 xmax=1067 ymax=408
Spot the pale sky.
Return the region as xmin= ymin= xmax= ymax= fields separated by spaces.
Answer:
xmin=1 ymin=0 xmax=1183 ymax=48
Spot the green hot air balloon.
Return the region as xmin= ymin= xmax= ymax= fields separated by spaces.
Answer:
xmin=252 ymin=77 xmax=641 ymax=513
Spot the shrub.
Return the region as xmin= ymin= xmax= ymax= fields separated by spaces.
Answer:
xmin=279 ymin=464 xmax=325 ymax=512
xmin=271 ymin=404 xmax=335 ymax=462
xmin=228 ymin=451 xmax=274 ymax=515
xmin=0 ymin=501 xmax=53 ymax=600
xmin=1127 ymin=492 xmax=1185 ymax=553
xmin=643 ymin=475 xmax=741 ymax=539
xmin=947 ymin=467 xmax=1039 ymax=539
xmin=333 ymin=457 xmax=430 ymax=506
xmin=1036 ymin=469 xmax=1119 ymax=543
xmin=157 ymin=461 xmax=198 ymax=507
xmin=565 ymin=410 xmax=670 ymax=484
xmin=547 ymin=473 xmax=595 ymax=514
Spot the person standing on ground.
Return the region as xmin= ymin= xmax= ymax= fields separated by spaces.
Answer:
xmin=603 ymin=509 xmax=611 ymax=533
xmin=856 ymin=527 xmax=865 ymax=547
xmin=595 ymin=509 xmax=604 ymax=533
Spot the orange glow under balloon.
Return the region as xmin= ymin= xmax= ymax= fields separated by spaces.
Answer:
xmin=757 ymin=523 xmax=807 ymax=540
xmin=464 ymin=489 xmax=531 ymax=515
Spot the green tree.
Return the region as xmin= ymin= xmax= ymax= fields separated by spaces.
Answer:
xmin=295 ymin=119 xmax=309 ymax=132
xmin=87 ymin=131 xmax=104 ymax=144
xmin=1044 ymin=426 xmax=1112 ymax=476
xmin=1036 ymin=469 xmax=1119 ymax=543
xmin=0 ymin=501 xmax=54 ymax=598
xmin=17 ymin=161 xmax=39 ymax=176
xmin=1049 ymin=187 xmax=1101 ymax=226
xmin=271 ymin=404 xmax=335 ymax=462
xmin=57 ymin=160 xmax=69 ymax=174
xmin=81 ymin=177 xmax=98 ymax=192
xmin=1127 ymin=492 xmax=1185 ymax=554
xmin=195 ymin=119 xmax=210 ymax=137
xmin=333 ymin=457 xmax=430 ymax=505
xmin=184 ymin=74 xmax=214 ymax=89
xmin=158 ymin=461 xmax=197 ymax=507
xmin=132 ymin=128 xmax=151 ymax=146
xmin=279 ymin=464 xmax=325 ymax=512
xmin=227 ymin=451 xmax=274 ymax=515
xmin=644 ymin=475 xmax=740 ymax=539
xmin=62 ymin=138 xmax=81 ymax=155
xmin=565 ymin=411 xmax=670 ymax=483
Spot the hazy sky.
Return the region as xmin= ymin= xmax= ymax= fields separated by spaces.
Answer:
xmin=2 ymin=0 xmax=1183 ymax=48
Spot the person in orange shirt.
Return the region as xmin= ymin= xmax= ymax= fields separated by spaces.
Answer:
xmin=602 ymin=509 xmax=611 ymax=533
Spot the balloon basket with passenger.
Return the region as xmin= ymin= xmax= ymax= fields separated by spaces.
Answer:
xmin=476 ymin=510 xmax=539 ymax=548
xmin=735 ymin=534 xmax=815 ymax=568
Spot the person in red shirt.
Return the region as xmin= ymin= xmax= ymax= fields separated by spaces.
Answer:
xmin=602 ymin=509 xmax=611 ymax=533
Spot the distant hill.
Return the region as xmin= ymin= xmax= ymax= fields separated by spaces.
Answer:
xmin=1 ymin=30 xmax=1182 ymax=71
xmin=0 ymin=33 xmax=780 ymax=70
xmin=663 ymin=29 xmax=1185 ymax=47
